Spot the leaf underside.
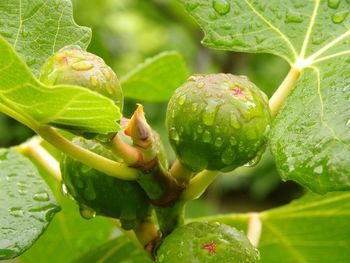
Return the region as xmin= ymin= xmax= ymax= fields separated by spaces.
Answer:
xmin=0 ymin=0 xmax=91 ymax=75
xmin=200 ymin=192 xmax=350 ymax=263
xmin=179 ymin=0 xmax=350 ymax=193
xmin=0 ymin=149 xmax=60 ymax=259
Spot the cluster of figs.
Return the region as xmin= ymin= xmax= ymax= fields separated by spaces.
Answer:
xmin=39 ymin=46 xmax=271 ymax=262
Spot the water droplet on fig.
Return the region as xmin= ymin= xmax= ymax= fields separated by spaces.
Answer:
xmin=202 ymin=101 xmax=219 ymax=126
xmin=90 ymin=75 xmax=98 ymax=86
xmin=203 ymin=130 xmax=212 ymax=143
xmin=169 ymin=127 xmax=179 ymax=143
xmin=178 ymin=95 xmax=187 ymax=105
xmin=61 ymin=183 xmax=74 ymax=200
xmin=79 ymin=205 xmax=96 ymax=219
xmin=230 ymin=112 xmax=241 ymax=128
xmin=33 ymin=191 xmax=50 ymax=202
xmin=230 ymin=137 xmax=237 ymax=146
xmin=197 ymin=82 xmax=204 ymax=89
xmin=72 ymin=61 xmax=94 ymax=71
xmin=313 ymin=165 xmax=323 ymax=174
xmin=214 ymin=137 xmax=223 ymax=147
xmin=101 ymin=67 xmax=111 ymax=80
xmin=192 ymin=103 xmax=198 ymax=112
xmin=213 ymin=0 xmax=231 ymax=15
xmin=221 ymin=148 xmax=234 ymax=165
xmin=332 ymin=11 xmax=349 ymax=23
xmin=244 ymin=154 xmax=262 ymax=167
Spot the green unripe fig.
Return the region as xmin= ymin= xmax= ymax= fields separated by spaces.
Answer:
xmin=40 ymin=45 xmax=123 ymax=109
xmin=166 ymin=74 xmax=271 ymax=172
xmin=60 ymin=137 xmax=152 ymax=230
xmin=156 ymin=222 xmax=260 ymax=263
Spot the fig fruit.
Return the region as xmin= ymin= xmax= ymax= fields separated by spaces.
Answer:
xmin=40 ymin=45 xmax=123 ymax=109
xmin=60 ymin=137 xmax=152 ymax=230
xmin=156 ymin=221 xmax=259 ymax=263
xmin=166 ymin=74 xmax=271 ymax=172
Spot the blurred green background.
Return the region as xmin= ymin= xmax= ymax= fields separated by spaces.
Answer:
xmin=0 ymin=0 xmax=303 ymax=219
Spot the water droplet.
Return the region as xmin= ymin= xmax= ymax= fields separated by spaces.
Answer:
xmin=9 ymin=207 xmax=24 ymax=218
xmin=33 ymin=191 xmax=50 ymax=202
xmin=202 ymin=101 xmax=219 ymax=126
xmin=221 ymin=148 xmax=234 ymax=165
xmin=203 ymin=130 xmax=212 ymax=143
xmin=332 ymin=11 xmax=349 ymax=23
xmin=61 ymin=183 xmax=74 ymax=200
xmin=197 ymin=125 xmax=204 ymax=133
xmin=90 ymin=75 xmax=98 ymax=86
xmin=214 ymin=137 xmax=223 ymax=147
xmin=186 ymin=2 xmax=200 ymax=11
xmin=230 ymin=137 xmax=237 ymax=146
xmin=178 ymin=95 xmax=186 ymax=105
xmin=101 ymin=68 xmax=111 ymax=80
xmin=221 ymin=23 xmax=232 ymax=30
xmin=328 ymin=0 xmax=341 ymax=9
xmin=72 ymin=61 xmax=94 ymax=71
xmin=346 ymin=119 xmax=350 ymax=126
xmin=192 ymin=103 xmax=198 ymax=112
xmin=230 ymin=112 xmax=241 ymax=128
xmin=209 ymin=13 xmax=218 ymax=20
xmin=197 ymin=82 xmax=204 ymax=89
xmin=158 ymin=254 xmax=164 ymax=262
xmin=6 ymin=173 xmax=17 ymax=181
xmin=79 ymin=205 xmax=96 ymax=219
xmin=244 ymin=154 xmax=262 ymax=167
xmin=285 ymin=13 xmax=304 ymax=23
xmin=169 ymin=127 xmax=179 ymax=142
xmin=213 ymin=0 xmax=231 ymax=15
xmin=314 ymin=165 xmax=323 ymax=174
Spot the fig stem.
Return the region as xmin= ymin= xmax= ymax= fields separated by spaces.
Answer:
xmin=16 ymin=137 xmax=61 ymax=182
xmin=36 ymin=126 xmax=140 ymax=180
xmin=133 ymin=217 xmax=159 ymax=255
xmin=170 ymin=160 xmax=193 ymax=185
xmin=181 ymin=170 xmax=220 ymax=201
xmin=269 ymin=67 xmax=301 ymax=118
xmin=106 ymin=134 xmax=141 ymax=165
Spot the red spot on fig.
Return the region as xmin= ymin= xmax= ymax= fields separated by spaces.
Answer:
xmin=231 ymin=86 xmax=245 ymax=98
xmin=59 ymin=55 xmax=69 ymax=65
xmin=202 ymin=241 xmax=217 ymax=255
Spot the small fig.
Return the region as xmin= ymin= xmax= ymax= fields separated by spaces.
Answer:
xmin=166 ymin=74 xmax=271 ymax=172
xmin=60 ymin=137 xmax=152 ymax=230
xmin=155 ymin=222 xmax=260 ymax=263
xmin=40 ymin=45 xmax=123 ymax=109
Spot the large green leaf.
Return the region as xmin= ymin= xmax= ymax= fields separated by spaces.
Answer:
xmin=0 ymin=0 xmax=91 ymax=75
xmin=201 ymin=192 xmax=350 ymax=263
xmin=74 ymin=235 xmax=152 ymax=263
xmin=121 ymin=51 xmax=188 ymax=102
xmin=0 ymin=36 xmax=121 ymax=136
xmin=0 ymin=149 xmax=60 ymax=259
xmin=179 ymin=0 xmax=350 ymax=193
xmin=19 ymin=153 xmax=115 ymax=263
